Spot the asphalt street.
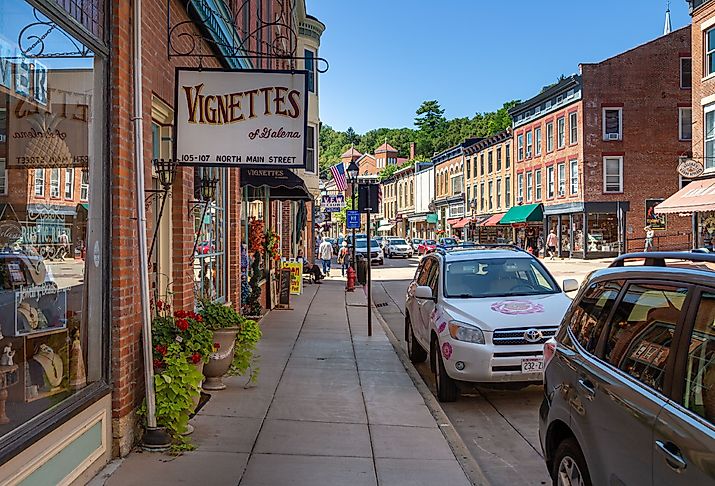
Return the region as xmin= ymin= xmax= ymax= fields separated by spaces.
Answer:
xmin=367 ymin=253 xmax=609 ymax=486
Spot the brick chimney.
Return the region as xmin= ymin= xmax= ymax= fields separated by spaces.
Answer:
xmin=409 ymin=142 xmax=416 ymax=160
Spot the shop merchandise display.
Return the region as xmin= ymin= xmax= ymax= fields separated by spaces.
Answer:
xmin=31 ymin=344 xmax=64 ymax=390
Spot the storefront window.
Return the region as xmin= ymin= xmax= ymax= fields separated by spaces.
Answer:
xmin=0 ymin=0 xmax=105 ymax=443
xmin=193 ymin=168 xmax=227 ymax=302
xmin=572 ymin=213 xmax=584 ymax=252
xmin=698 ymin=212 xmax=715 ymax=249
xmin=587 ymin=213 xmax=618 ymax=252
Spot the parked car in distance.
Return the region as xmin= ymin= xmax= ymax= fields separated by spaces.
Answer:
xmin=386 ymin=238 xmax=413 ymax=258
xmin=438 ymin=237 xmax=458 ymax=248
xmin=411 ymin=238 xmax=423 ymax=252
xmin=539 ymin=251 xmax=715 ymax=486
xmin=354 ymin=238 xmax=383 ymax=265
xmin=405 ymin=245 xmax=577 ymax=402
xmin=417 ymin=239 xmax=437 ymax=255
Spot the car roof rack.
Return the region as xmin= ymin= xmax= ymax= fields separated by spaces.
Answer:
xmin=609 ymin=251 xmax=715 ymax=268
xmin=434 ymin=243 xmax=526 ymax=255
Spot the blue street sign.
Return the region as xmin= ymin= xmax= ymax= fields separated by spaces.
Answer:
xmin=346 ymin=210 xmax=360 ymax=229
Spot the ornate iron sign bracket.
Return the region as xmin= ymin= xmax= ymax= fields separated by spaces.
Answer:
xmin=168 ymin=0 xmax=328 ymax=72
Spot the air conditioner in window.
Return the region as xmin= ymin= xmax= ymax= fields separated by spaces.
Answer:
xmin=607 ymin=133 xmax=620 ymax=140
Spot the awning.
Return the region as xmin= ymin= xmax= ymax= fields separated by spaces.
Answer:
xmin=447 ymin=218 xmax=462 ymax=226
xmin=378 ymin=224 xmax=394 ymax=232
xmin=655 ymin=178 xmax=715 ymax=214
xmin=471 ymin=215 xmax=491 ymax=226
xmin=450 ymin=218 xmax=470 ymax=229
xmin=481 ymin=213 xmax=505 ymax=227
xmin=409 ymin=215 xmax=427 ymax=222
xmin=240 ymin=167 xmax=312 ymax=201
xmin=499 ymin=203 xmax=544 ymax=224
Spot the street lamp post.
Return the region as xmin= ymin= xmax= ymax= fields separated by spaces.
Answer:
xmin=346 ymin=160 xmax=359 ymax=269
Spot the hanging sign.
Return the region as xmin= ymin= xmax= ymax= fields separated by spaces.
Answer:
xmin=174 ymin=68 xmax=308 ymax=168
xmin=321 ymin=194 xmax=345 ymax=212
xmin=677 ymin=158 xmax=704 ymax=179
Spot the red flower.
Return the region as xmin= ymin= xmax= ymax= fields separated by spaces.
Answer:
xmin=196 ymin=315 xmax=203 ymax=323
xmin=174 ymin=309 xmax=187 ymax=319
xmin=176 ymin=318 xmax=189 ymax=331
xmin=191 ymin=353 xmax=202 ymax=364
xmin=157 ymin=301 xmax=164 ymax=311
xmin=153 ymin=358 xmax=163 ymax=369
xmin=214 ymin=342 xmax=220 ymax=350
xmin=154 ymin=344 xmax=167 ymax=356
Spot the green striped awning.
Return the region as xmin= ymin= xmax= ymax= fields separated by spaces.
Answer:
xmin=499 ymin=203 xmax=544 ymax=224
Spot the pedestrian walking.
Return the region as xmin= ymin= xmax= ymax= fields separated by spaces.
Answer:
xmin=546 ymin=230 xmax=558 ymax=260
xmin=318 ymin=238 xmax=333 ymax=276
xmin=644 ymin=225 xmax=654 ymax=252
xmin=338 ymin=241 xmax=350 ymax=276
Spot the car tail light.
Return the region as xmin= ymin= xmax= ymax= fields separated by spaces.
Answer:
xmin=543 ymin=337 xmax=557 ymax=368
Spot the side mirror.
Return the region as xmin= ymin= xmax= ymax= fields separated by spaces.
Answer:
xmin=562 ymin=279 xmax=579 ymax=293
xmin=415 ymin=285 xmax=435 ymax=301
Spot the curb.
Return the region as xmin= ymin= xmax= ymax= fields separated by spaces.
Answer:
xmin=372 ymin=306 xmax=492 ymax=486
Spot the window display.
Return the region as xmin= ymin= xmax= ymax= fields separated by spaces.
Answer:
xmin=587 ymin=213 xmax=618 ymax=252
xmin=193 ymin=168 xmax=226 ymax=302
xmin=572 ymin=213 xmax=584 ymax=252
xmin=0 ymin=0 xmax=104 ymax=441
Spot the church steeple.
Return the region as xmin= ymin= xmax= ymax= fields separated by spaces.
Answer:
xmin=664 ymin=1 xmax=672 ymax=35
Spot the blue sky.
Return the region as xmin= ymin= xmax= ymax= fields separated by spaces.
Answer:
xmin=309 ymin=0 xmax=691 ymax=133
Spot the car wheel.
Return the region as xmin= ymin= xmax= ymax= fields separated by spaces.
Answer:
xmin=433 ymin=340 xmax=458 ymax=402
xmin=551 ymin=438 xmax=591 ymax=486
xmin=406 ymin=317 xmax=427 ymax=363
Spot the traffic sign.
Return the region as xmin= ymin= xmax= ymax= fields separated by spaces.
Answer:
xmin=346 ymin=210 xmax=360 ymax=229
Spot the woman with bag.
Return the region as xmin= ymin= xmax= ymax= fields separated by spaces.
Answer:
xmin=338 ymin=241 xmax=350 ymax=276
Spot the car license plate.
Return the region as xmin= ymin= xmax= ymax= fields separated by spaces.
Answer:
xmin=521 ymin=358 xmax=544 ymax=373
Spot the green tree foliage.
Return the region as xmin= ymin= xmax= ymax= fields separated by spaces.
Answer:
xmin=319 ymin=100 xmax=519 ymax=172
xmin=378 ymin=164 xmax=399 ymax=181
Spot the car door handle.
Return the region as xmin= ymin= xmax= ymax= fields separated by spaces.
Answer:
xmin=656 ymin=440 xmax=687 ymax=471
xmin=577 ymin=379 xmax=595 ymax=399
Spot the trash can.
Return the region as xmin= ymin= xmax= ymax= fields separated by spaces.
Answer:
xmin=356 ymin=254 xmax=367 ymax=285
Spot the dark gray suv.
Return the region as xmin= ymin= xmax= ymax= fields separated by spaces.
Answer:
xmin=539 ymin=252 xmax=715 ymax=486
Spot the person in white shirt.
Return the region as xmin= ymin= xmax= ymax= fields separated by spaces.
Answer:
xmin=644 ymin=226 xmax=654 ymax=252
xmin=546 ymin=230 xmax=558 ymax=260
xmin=318 ymin=238 xmax=334 ymax=276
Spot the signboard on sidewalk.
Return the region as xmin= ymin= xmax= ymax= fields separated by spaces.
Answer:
xmin=282 ymin=261 xmax=303 ymax=295
xmin=321 ymin=194 xmax=345 ymax=212
xmin=174 ymin=68 xmax=308 ymax=168
xmin=346 ymin=210 xmax=360 ymax=229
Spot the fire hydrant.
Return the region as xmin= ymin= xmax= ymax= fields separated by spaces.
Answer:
xmin=346 ymin=266 xmax=356 ymax=292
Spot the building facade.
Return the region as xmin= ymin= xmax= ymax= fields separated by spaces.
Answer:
xmin=411 ymin=162 xmax=435 ymax=239
xmin=509 ymin=26 xmax=691 ymax=258
xmin=464 ymin=130 xmax=513 ymax=243
xmin=432 ymin=141 xmax=479 ymax=238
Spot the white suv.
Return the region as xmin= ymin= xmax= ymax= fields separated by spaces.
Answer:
xmin=404 ymin=245 xmax=577 ymax=401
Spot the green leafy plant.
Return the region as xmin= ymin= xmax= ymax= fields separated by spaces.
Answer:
xmin=153 ymin=343 xmax=203 ymax=450
xmin=228 ymin=317 xmax=262 ymax=384
xmin=198 ymin=300 xmax=242 ymax=330
xmin=152 ymin=300 xmax=213 ymax=365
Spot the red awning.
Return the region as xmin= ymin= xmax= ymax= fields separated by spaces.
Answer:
xmin=450 ymin=218 xmax=470 ymax=229
xmin=480 ymin=213 xmax=505 ymax=227
xmin=447 ymin=218 xmax=462 ymax=226
xmin=655 ymin=178 xmax=715 ymax=214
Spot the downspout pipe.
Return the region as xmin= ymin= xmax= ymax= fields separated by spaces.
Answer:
xmin=133 ymin=0 xmax=170 ymax=450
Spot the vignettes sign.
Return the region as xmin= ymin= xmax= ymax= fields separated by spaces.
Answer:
xmin=321 ymin=194 xmax=345 ymax=212
xmin=175 ymin=68 xmax=308 ymax=168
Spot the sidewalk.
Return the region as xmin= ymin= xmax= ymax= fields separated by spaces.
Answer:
xmin=91 ymin=279 xmax=472 ymax=486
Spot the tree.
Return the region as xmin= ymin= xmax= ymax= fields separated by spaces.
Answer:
xmin=414 ymin=100 xmax=446 ymax=133
xmin=378 ymin=163 xmax=399 ymax=182
xmin=345 ymin=126 xmax=360 ymax=145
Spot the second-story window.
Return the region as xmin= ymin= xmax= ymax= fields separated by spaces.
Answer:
xmin=480 ymin=182 xmax=485 ymax=211
xmin=496 ymin=178 xmax=502 ymax=208
xmin=526 ymin=172 xmax=533 ymax=201
xmin=488 ymin=181 xmax=493 ymax=210
xmin=603 ymin=108 xmax=623 ymax=140
xmin=707 ymin=28 xmax=715 ymax=77
xmin=558 ymin=162 xmax=566 ymax=196
xmin=466 ymin=158 xmax=471 ymax=179
xmin=546 ymin=122 xmax=554 ymax=152
xmin=535 ymin=169 xmax=542 ymax=200
xmin=547 ymin=166 xmax=555 ymax=198
xmin=570 ymin=159 xmax=578 ymax=194
xmin=306 ymin=125 xmax=316 ymax=172
xmin=603 ymin=156 xmax=623 ymax=193
xmin=50 ymin=168 xmax=60 ymax=198
xmin=64 ymin=168 xmax=74 ymax=199
xmin=496 ymin=147 xmax=502 ymax=170
xmin=680 ymin=57 xmax=692 ymax=88
xmin=506 ymin=144 xmax=511 ymax=168
xmin=517 ymin=173 xmax=524 ymax=202
xmin=569 ymin=112 xmax=578 ymax=144
xmin=679 ymin=107 xmax=692 ymax=141
xmin=480 ymin=154 xmax=485 ymax=174
xmin=505 ymin=175 xmax=511 ymax=208
xmin=534 ymin=127 xmax=542 ymax=156
xmin=488 ymin=151 xmax=493 ymax=172
xmin=526 ymin=131 xmax=533 ymax=158
xmin=517 ymin=134 xmax=524 ymax=161
xmin=557 ymin=117 xmax=565 ymax=148
xmin=305 ymin=49 xmax=316 ymax=92
xmin=34 ymin=168 xmax=45 ymax=197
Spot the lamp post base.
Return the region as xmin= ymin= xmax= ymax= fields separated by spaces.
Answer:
xmin=141 ymin=426 xmax=172 ymax=451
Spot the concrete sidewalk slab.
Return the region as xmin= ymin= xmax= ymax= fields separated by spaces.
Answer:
xmin=92 ymin=279 xmax=472 ymax=486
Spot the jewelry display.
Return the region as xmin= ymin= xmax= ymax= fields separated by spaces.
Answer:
xmin=31 ymin=344 xmax=63 ymax=389
xmin=1 ymin=344 xmax=15 ymax=366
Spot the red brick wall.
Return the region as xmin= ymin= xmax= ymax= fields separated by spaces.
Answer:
xmin=581 ymin=26 xmax=692 ymax=248
xmin=692 ymin=3 xmax=715 ymax=169
xmin=227 ymin=170 xmax=242 ymax=310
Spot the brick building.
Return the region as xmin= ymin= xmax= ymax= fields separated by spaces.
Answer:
xmin=463 ymin=130 xmax=513 ymax=243
xmin=656 ymin=1 xmax=715 ymax=249
xmin=432 ymin=140 xmax=479 ymax=238
xmin=509 ymin=26 xmax=691 ymax=258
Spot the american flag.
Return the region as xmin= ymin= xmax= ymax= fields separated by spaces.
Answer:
xmin=330 ymin=163 xmax=348 ymax=191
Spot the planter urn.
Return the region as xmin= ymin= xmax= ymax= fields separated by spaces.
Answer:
xmin=203 ymin=328 xmax=239 ymax=390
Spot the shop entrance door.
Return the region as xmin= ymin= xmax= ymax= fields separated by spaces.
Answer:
xmin=560 ymin=215 xmax=571 ymax=258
